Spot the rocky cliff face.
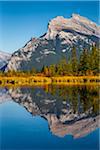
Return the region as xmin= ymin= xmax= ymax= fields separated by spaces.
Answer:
xmin=46 ymin=14 xmax=99 ymax=39
xmin=6 ymin=14 xmax=100 ymax=71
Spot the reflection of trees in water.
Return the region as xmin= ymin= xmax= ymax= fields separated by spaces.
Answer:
xmin=79 ymin=86 xmax=99 ymax=115
xmin=8 ymin=85 xmax=99 ymax=117
xmin=6 ymin=85 xmax=99 ymax=139
xmin=43 ymin=85 xmax=99 ymax=116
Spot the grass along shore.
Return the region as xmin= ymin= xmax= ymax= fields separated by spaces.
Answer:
xmin=0 ymin=76 xmax=99 ymax=86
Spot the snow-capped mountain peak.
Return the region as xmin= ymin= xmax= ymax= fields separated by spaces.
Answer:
xmin=5 ymin=14 xmax=100 ymax=71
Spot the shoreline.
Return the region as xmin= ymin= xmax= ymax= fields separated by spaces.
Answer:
xmin=0 ymin=76 xmax=99 ymax=86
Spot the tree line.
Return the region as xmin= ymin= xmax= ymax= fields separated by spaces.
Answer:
xmin=41 ymin=45 xmax=99 ymax=76
xmin=0 ymin=45 xmax=99 ymax=77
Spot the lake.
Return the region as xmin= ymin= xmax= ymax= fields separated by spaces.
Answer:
xmin=0 ymin=85 xmax=99 ymax=150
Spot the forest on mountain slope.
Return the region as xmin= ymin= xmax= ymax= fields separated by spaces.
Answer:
xmin=0 ymin=45 xmax=99 ymax=77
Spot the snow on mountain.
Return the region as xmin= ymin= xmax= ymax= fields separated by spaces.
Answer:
xmin=6 ymin=14 xmax=100 ymax=71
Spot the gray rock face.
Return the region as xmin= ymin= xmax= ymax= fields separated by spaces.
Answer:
xmin=47 ymin=14 xmax=99 ymax=39
xmin=0 ymin=51 xmax=11 ymax=70
xmin=6 ymin=14 xmax=100 ymax=71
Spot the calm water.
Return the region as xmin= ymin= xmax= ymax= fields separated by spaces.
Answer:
xmin=0 ymin=86 xmax=99 ymax=150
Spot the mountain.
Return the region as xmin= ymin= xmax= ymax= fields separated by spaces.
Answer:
xmin=0 ymin=51 xmax=11 ymax=71
xmin=6 ymin=14 xmax=100 ymax=71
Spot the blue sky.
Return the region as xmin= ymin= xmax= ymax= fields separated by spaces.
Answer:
xmin=0 ymin=1 xmax=99 ymax=53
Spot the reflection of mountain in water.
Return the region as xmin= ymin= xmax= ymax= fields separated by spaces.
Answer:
xmin=0 ymin=88 xmax=11 ymax=104
xmin=0 ymin=86 xmax=99 ymax=139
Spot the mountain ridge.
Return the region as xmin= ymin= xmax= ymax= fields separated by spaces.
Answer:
xmin=5 ymin=14 xmax=100 ymax=71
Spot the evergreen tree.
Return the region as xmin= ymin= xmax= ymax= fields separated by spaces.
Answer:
xmin=49 ymin=64 xmax=56 ymax=76
xmin=71 ymin=47 xmax=78 ymax=75
xmin=79 ymin=49 xmax=90 ymax=75
xmin=43 ymin=66 xmax=49 ymax=76
xmin=89 ymin=45 xmax=99 ymax=75
xmin=56 ymin=57 xmax=67 ymax=75
xmin=66 ymin=60 xmax=73 ymax=75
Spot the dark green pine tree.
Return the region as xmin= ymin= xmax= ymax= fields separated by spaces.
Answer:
xmin=90 ymin=45 xmax=99 ymax=75
xmin=56 ymin=57 xmax=67 ymax=75
xmin=79 ymin=49 xmax=90 ymax=75
xmin=71 ymin=47 xmax=78 ymax=75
